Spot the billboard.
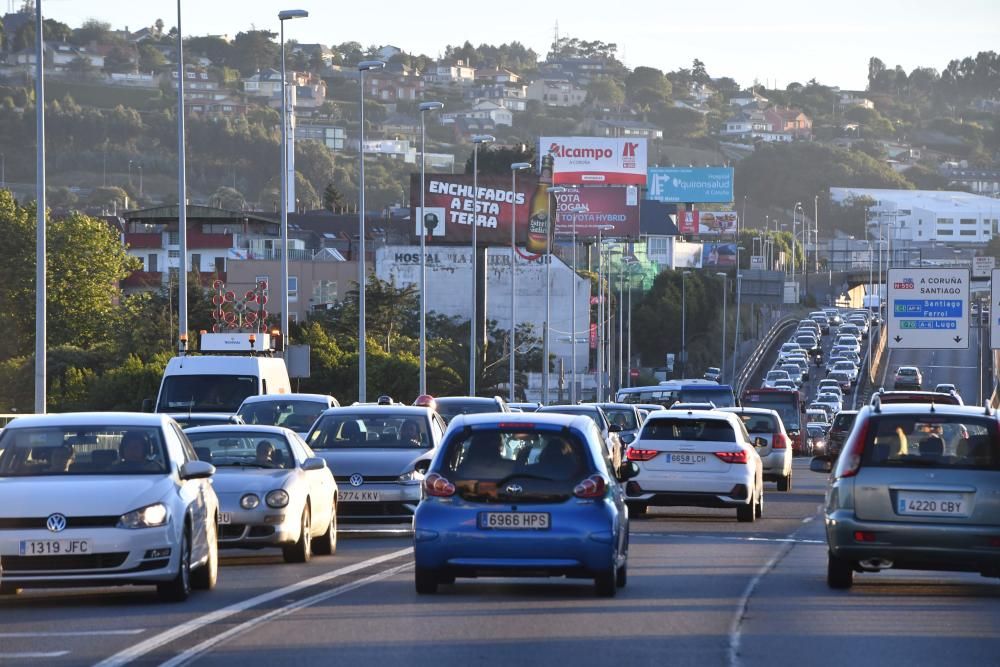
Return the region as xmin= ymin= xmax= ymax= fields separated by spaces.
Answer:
xmin=702 ymin=242 xmax=738 ymax=267
xmin=698 ymin=211 xmax=738 ymax=235
xmin=672 ymin=242 xmax=703 ymax=269
xmin=552 ymin=186 xmax=640 ymax=237
xmin=647 ymin=167 xmax=735 ymax=203
xmin=410 ymin=173 xmax=533 ymax=245
xmin=540 ymin=137 xmax=647 ymax=185
xmin=676 ymin=209 xmax=698 ymax=235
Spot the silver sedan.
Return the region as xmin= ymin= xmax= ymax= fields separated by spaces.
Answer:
xmin=185 ymin=425 xmax=338 ymax=562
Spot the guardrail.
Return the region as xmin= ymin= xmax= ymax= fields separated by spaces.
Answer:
xmin=734 ymin=316 xmax=800 ymax=398
xmin=853 ymin=323 xmax=887 ymax=410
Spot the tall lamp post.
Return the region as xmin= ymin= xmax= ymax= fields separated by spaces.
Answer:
xmin=568 ymin=203 xmax=586 ymax=403
xmin=176 ymin=0 xmax=188 ymax=354
xmin=543 ymin=185 xmax=569 ymax=403
xmin=716 ymin=272 xmax=728 ymax=382
xmin=508 ymin=161 xmax=532 ymax=401
xmin=278 ymin=9 xmax=308 ymax=363
xmin=625 ymin=258 xmax=639 ymax=387
xmin=468 ymin=134 xmax=494 ymax=397
xmin=417 ymin=100 xmax=443 ymax=396
xmin=33 ymin=0 xmax=46 ymax=412
xmin=595 ymin=225 xmax=614 ymax=398
xmin=681 ymin=270 xmax=691 ymax=378
xmin=791 ymin=201 xmax=802 ymax=299
xmin=356 ymin=59 xmax=385 ymax=403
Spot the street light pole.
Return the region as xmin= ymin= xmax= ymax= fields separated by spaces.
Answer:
xmin=356 ymin=59 xmax=385 ymax=403
xmin=469 ymin=134 xmax=494 ymax=397
xmin=138 ymin=163 xmax=143 ymax=197
xmin=278 ymin=9 xmax=308 ymax=364
xmin=732 ymin=269 xmax=743 ymax=384
xmin=626 ymin=260 xmax=637 ymax=387
xmin=568 ymin=202 xmax=586 ymax=403
xmin=176 ymin=0 xmax=188 ymax=353
xmin=508 ymin=161 xmax=532 ymax=402
xmin=34 ymin=0 xmax=46 ymax=413
xmin=814 ymin=194 xmax=819 ymax=272
xmin=716 ymin=272 xmax=727 ymax=382
xmin=681 ymin=270 xmax=690 ymax=378
xmin=544 ymin=185 xmax=569 ymax=404
xmin=418 ymin=100 xmax=443 ymax=397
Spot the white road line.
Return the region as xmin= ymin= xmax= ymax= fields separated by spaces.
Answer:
xmin=94 ymin=547 xmax=413 ymax=667
xmin=727 ymin=512 xmax=821 ymax=667
xmin=922 ymin=365 xmax=977 ymax=369
xmin=0 ymin=652 xmax=70 ymax=658
xmin=160 ymin=562 xmax=412 ymax=667
xmin=631 ymin=532 xmax=824 ymax=545
xmin=339 ymin=528 xmax=413 ymax=534
xmin=0 ymin=630 xmax=145 ymax=638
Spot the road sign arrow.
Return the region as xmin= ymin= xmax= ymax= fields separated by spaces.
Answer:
xmin=954 ymin=336 xmax=963 ymax=343
xmin=894 ymin=335 xmax=902 ymax=343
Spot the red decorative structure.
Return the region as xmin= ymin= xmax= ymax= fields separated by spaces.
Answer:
xmin=209 ymin=279 xmax=269 ymax=333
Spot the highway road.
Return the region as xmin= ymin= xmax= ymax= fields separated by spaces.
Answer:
xmin=2 ymin=458 xmax=998 ymax=667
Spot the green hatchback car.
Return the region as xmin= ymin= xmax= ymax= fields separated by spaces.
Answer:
xmin=811 ymin=401 xmax=1000 ymax=589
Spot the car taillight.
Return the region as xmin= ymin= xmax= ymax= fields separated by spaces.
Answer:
xmin=715 ymin=451 xmax=748 ymax=464
xmin=837 ymin=418 xmax=870 ymax=479
xmin=573 ymin=474 xmax=607 ymax=498
xmin=626 ymin=447 xmax=658 ymax=461
xmin=772 ymin=433 xmax=788 ymax=449
xmin=423 ymin=472 xmax=455 ymax=497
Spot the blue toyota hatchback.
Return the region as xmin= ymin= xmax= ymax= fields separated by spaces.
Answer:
xmin=413 ymin=412 xmax=636 ymax=596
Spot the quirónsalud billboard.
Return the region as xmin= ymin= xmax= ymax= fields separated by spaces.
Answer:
xmin=647 ymin=167 xmax=734 ymax=203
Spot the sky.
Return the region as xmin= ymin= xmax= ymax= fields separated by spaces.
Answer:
xmin=33 ymin=0 xmax=1000 ymax=91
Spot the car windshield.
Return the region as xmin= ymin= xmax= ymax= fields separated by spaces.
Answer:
xmin=0 ymin=426 xmax=168 ymax=476
xmin=641 ymin=418 xmax=736 ymax=442
xmin=538 ymin=406 xmax=604 ymax=430
xmin=601 ymin=408 xmax=637 ymax=430
xmin=237 ymin=399 xmax=327 ymax=432
xmin=186 ymin=431 xmax=294 ymax=469
xmin=767 ymin=371 xmax=787 ymax=380
xmin=156 ymin=374 xmax=258 ymax=413
xmin=862 ymin=415 xmax=1000 ymax=470
xmin=307 ymin=413 xmax=430 ymax=449
xmin=435 ymin=400 xmax=499 ymax=422
xmin=733 ymin=413 xmax=777 ymax=434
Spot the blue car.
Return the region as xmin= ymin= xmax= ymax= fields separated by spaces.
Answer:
xmin=413 ymin=412 xmax=636 ymax=596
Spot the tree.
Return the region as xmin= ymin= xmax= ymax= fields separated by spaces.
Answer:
xmin=88 ymin=186 xmax=130 ymax=211
xmin=138 ymin=43 xmax=166 ymax=71
xmin=323 ymin=183 xmax=345 ymax=212
xmin=103 ymin=46 xmax=136 ymax=74
xmin=463 ymin=144 xmax=534 ymax=176
xmin=67 ymin=56 xmax=96 ymax=76
xmin=337 ymin=275 xmax=419 ymax=353
xmin=586 ymin=76 xmax=625 ymax=107
xmin=231 ymin=30 xmax=279 ymax=75
xmin=868 ymin=57 xmax=886 ymax=91
xmin=154 ymin=18 xmax=165 ymax=37
xmin=691 ymin=59 xmax=710 ymax=84
xmin=626 ymin=66 xmax=672 ymax=107
xmin=72 ymin=19 xmax=115 ymax=46
xmin=210 ymin=186 xmax=246 ymax=210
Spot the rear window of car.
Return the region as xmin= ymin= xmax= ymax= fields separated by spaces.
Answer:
xmin=733 ymin=413 xmax=778 ymax=434
xmin=862 ymin=415 xmax=1000 ymax=470
xmin=897 ymin=368 xmax=918 ymax=376
xmin=435 ymin=400 xmax=501 ymax=422
xmin=641 ymin=418 xmax=736 ymax=442
xmin=832 ymin=413 xmax=857 ymax=432
xmin=602 ymin=408 xmax=637 ymax=430
xmin=439 ymin=429 xmax=594 ymax=483
xmin=537 ymin=406 xmax=605 ymax=430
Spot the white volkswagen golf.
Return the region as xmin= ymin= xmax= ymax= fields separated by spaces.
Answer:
xmin=623 ymin=410 xmax=764 ymax=522
xmin=0 ymin=413 xmax=219 ymax=601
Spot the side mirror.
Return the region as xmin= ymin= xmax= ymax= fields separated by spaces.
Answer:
xmin=302 ymin=457 xmax=326 ymax=471
xmin=753 ymin=436 xmax=767 ymax=448
xmin=180 ymin=460 xmax=215 ymax=480
xmin=141 ymin=398 xmax=154 ymax=413
xmin=617 ymin=461 xmax=640 ymax=481
xmin=809 ymin=456 xmax=833 ymax=474
xmin=414 ymin=459 xmax=431 ymax=474
xmin=608 ymin=424 xmax=622 ymax=433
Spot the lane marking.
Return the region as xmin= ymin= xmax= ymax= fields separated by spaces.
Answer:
xmin=922 ymin=365 xmax=977 ymax=369
xmin=160 ymin=562 xmax=411 ymax=667
xmin=630 ymin=532 xmax=824 ymax=545
xmin=339 ymin=528 xmax=413 ymax=535
xmin=727 ymin=511 xmax=822 ymax=667
xmin=0 ymin=630 xmax=145 ymax=638
xmin=0 ymin=652 xmax=70 ymax=658
xmin=94 ymin=547 xmax=413 ymax=667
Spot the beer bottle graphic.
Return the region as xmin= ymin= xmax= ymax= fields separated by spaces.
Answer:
xmin=526 ymin=154 xmax=553 ymax=253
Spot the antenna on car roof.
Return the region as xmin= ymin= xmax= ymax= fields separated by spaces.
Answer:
xmin=871 ymin=394 xmax=882 ymax=414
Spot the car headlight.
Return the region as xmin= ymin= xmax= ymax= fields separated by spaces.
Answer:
xmin=265 ymin=489 xmax=289 ymax=508
xmin=398 ymin=469 xmax=425 ymax=483
xmin=240 ymin=493 xmax=260 ymax=510
xmin=119 ymin=503 xmax=168 ymax=529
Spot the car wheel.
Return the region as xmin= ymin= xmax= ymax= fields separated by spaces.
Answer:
xmin=777 ymin=473 xmax=792 ymax=492
xmin=415 ymin=567 xmax=439 ymax=594
xmin=191 ymin=519 xmax=218 ymax=591
xmin=737 ymin=499 xmax=755 ymax=523
xmin=827 ymin=551 xmax=854 ymax=589
xmin=616 ymin=561 xmax=628 ymax=588
xmin=754 ymin=486 xmax=763 ymax=519
xmin=313 ymin=501 xmax=338 ymax=556
xmin=626 ymin=501 xmax=647 ymax=517
xmin=282 ymin=506 xmax=312 ymax=564
xmin=158 ymin=528 xmax=192 ymax=602
xmin=595 ymin=565 xmax=617 ymax=597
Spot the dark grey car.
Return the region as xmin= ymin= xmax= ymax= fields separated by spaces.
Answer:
xmin=812 ymin=403 xmax=1000 ymax=589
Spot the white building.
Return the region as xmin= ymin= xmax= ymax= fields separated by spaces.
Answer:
xmin=375 ymin=245 xmax=591 ymax=381
xmin=526 ymin=78 xmax=587 ymax=107
xmin=830 ymin=187 xmax=1000 ymax=244
xmin=440 ymin=100 xmax=513 ymax=127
